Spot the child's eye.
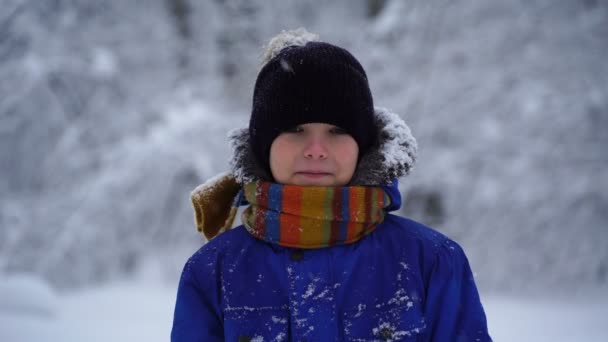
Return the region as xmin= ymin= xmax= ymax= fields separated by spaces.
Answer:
xmin=329 ymin=127 xmax=347 ymax=134
xmin=283 ymin=126 xmax=303 ymax=133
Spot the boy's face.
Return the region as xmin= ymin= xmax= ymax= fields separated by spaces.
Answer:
xmin=269 ymin=123 xmax=359 ymax=186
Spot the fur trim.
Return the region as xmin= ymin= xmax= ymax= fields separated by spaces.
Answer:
xmin=261 ymin=28 xmax=319 ymax=66
xmin=350 ymin=107 xmax=417 ymax=185
xmin=228 ymin=107 xmax=417 ymax=186
xmin=228 ymin=128 xmax=272 ymax=183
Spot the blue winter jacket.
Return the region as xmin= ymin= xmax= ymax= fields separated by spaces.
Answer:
xmin=171 ymin=181 xmax=491 ymax=341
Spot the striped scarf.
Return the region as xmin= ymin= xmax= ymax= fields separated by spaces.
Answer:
xmin=241 ymin=181 xmax=391 ymax=248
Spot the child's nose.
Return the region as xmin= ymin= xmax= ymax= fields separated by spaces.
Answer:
xmin=303 ymin=137 xmax=328 ymax=160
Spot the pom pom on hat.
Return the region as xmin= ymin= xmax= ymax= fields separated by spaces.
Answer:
xmin=261 ymin=28 xmax=320 ymax=66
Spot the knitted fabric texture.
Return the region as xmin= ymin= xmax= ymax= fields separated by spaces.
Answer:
xmin=241 ymin=181 xmax=390 ymax=248
xmin=249 ymin=41 xmax=376 ymax=177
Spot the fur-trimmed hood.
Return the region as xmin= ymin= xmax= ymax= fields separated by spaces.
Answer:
xmin=228 ymin=107 xmax=417 ymax=186
xmin=191 ymin=107 xmax=416 ymax=239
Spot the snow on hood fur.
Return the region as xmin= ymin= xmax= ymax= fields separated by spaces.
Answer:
xmin=228 ymin=107 xmax=417 ymax=186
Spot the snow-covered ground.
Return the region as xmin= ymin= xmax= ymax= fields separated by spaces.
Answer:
xmin=485 ymin=293 xmax=608 ymax=341
xmin=1 ymin=277 xmax=606 ymax=341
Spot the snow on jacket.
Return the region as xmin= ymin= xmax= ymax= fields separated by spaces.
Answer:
xmin=171 ymin=179 xmax=491 ymax=341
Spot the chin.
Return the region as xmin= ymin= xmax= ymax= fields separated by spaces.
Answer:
xmin=294 ymin=180 xmax=334 ymax=187
xmin=290 ymin=175 xmax=346 ymax=187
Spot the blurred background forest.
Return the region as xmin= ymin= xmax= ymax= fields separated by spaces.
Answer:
xmin=1 ymin=0 xmax=607 ymax=297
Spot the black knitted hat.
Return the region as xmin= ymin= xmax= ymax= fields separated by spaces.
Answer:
xmin=249 ymin=32 xmax=376 ymax=176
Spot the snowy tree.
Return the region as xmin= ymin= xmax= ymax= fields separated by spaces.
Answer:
xmin=1 ymin=0 xmax=606 ymax=294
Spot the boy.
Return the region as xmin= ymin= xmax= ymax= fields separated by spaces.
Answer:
xmin=172 ymin=29 xmax=491 ymax=341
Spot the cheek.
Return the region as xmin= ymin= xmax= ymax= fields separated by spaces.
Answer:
xmin=334 ymin=140 xmax=359 ymax=173
xmin=269 ymin=138 xmax=296 ymax=180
